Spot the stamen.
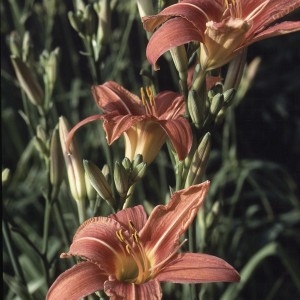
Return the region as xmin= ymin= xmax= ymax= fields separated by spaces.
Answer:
xmin=140 ymin=86 xmax=157 ymax=116
xmin=116 ymin=229 xmax=125 ymax=242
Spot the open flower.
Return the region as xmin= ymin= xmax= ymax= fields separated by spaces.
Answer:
xmin=46 ymin=181 xmax=240 ymax=299
xmin=143 ymin=0 xmax=300 ymax=70
xmin=67 ymin=81 xmax=192 ymax=164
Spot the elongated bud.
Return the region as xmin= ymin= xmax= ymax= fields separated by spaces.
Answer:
xmin=224 ymin=48 xmax=247 ymax=91
xmin=114 ymin=162 xmax=129 ymax=198
xmin=210 ymin=93 xmax=224 ymax=117
xmin=170 ymin=45 xmax=188 ymax=79
xmin=122 ymin=157 xmax=132 ymax=171
xmin=94 ymin=0 xmax=111 ymax=45
xmin=84 ymin=4 xmax=97 ymax=37
xmin=185 ymin=133 xmax=211 ymax=186
xmin=83 ymin=160 xmax=115 ymax=207
xmin=131 ymin=162 xmax=147 ymax=183
xmin=187 ymin=90 xmax=205 ymax=128
xmin=40 ymin=48 xmax=60 ymax=101
xmin=11 ymin=56 xmax=44 ymax=106
xmin=132 ymin=154 xmax=143 ymax=167
xmin=136 ymin=0 xmax=154 ymax=19
xmin=59 ymin=116 xmax=86 ymax=203
xmin=50 ymin=126 xmax=64 ymax=188
xmin=68 ymin=11 xmax=85 ymax=38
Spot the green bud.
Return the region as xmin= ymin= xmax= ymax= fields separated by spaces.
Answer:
xmin=132 ymin=154 xmax=144 ymax=168
xmin=50 ymin=126 xmax=64 ymax=188
xmin=187 ymin=89 xmax=205 ymax=128
xmin=11 ymin=56 xmax=44 ymax=106
xmin=136 ymin=0 xmax=154 ymax=18
xmin=122 ymin=157 xmax=132 ymax=171
xmin=223 ymin=88 xmax=236 ymax=107
xmin=83 ymin=160 xmax=115 ymax=207
xmin=94 ymin=0 xmax=111 ymax=45
xmin=210 ymin=93 xmax=224 ymax=117
xmin=131 ymin=162 xmax=147 ymax=183
xmin=84 ymin=4 xmax=97 ymax=37
xmin=68 ymin=11 xmax=85 ymax=38
xmin=40 ymin=48 xmax=60 ymax=101
xmin=170 ymin=45 xmax=188 ymax=80
xmin=185 ymin=132 xmax=211 ymax=186
xmin=114 ymin=162 xmax=129 ymax=198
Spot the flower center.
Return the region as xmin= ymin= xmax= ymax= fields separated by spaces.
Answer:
xmin=115 ymin=221 xmax=152 ymax=284
xmin=140 ymin=86 xmax=157 ymax=116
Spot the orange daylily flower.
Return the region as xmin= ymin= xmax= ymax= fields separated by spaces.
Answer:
xmin=67 ymin=81 xmax=192 ymax=163
xmin=143 ymin=0 xmax=300 ymax=70
xmin=46 ymin=181 xmax=240 ymax=300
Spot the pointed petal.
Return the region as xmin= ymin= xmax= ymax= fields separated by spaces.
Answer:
xmin=102 ymin=113 xmax=144 ymax=144
xmin=248 ymin=0 xmax=300 ymax=34
xmin=146 ymin=18 xmax=203 ymax=70
xmin=156 ymin=253 xmax=240 ymax=283
xmin=140 ymin=181 xmax=210 ymax=262
xmin=66 ymin=114 xmax=104 ymax=153
xmin=250 ymin=21 xmax=300 ymax=44
xmin=109 ymin=205 xmax=148 ymax=232
xmin=160 ymin=118 xmax=193 ymax=160
xmin=104 ymin=278 xmax=162 ymax=300
xmin=65 ymin=217 xmax=129 ymax=274
xmin=92 ymin=81 xmax=143 ymax=115
xmin=155 ymin=92 xmax=185 ymax=118
xmin=46 ymin=262 xmax=107 ymax=300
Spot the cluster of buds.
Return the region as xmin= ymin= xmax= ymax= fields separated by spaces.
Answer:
xmin=68 ymin=0 xmax=110 ymax=62
xmin=84 ymin=154 xmax=147 ymax=211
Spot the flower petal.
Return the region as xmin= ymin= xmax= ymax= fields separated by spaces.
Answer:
xmin=46 ymin=262 xmax=107 ymax=300
xmin=160 ymin=118 xmax=193 ymax=160
xmin=155 ymin=92 xmax=185 ymax=119
xmin=249 ymin=21 xmax=300 ymax=44
xmin=102 ymin=113 xmax=145 ymax=144
xmin=109 ymin=205 xmax=148 ymax=232
xmin=64 ymin=217 xmax=129 ymax=274
xmin=156 ymin=253 xmax=240 ymax=283
xmin=140 ymin=181 xmax=210 ymax=262
xmin=92 ymin=81 xmax=143 ymax=115
xmin=146 ymin=18 xmax=203 ymax=70
xmin=104 ymin=278 xmax=162 ymax=300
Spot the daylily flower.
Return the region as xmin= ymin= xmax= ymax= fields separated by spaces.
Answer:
xmin=46 ymin=181 xmax=240 ymax=299
xmin=67 ymin=81 xmax=192 ymax=164
xmin=143 ymin=0 xmax=300 ymax=70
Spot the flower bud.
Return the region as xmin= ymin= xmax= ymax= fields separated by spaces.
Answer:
xmin=83 ymin=160 xmax=115 ymax=207
xmin=187 ymin=89 xmax=205 ymax=128
xmin=131 ymin=162 xmax=147 ymax=183
xmin=40 ymin=48 xmax=60 ymax=102
xmin=170 ymin=45 xmax=188 ymax=82
xmin=185 ymin=132 xmax=211 ymax=186
xmin=59 ymin=116 xmax=86 ymax=203
xmin=210 ymin=93 xmax=224 ymax=118
xmin=136 ymin=0 xmax=154 ymax=19
xmin=114 ymin=162 xmax=129 ymax=198
xmin=10 ymin=56 xmax=44 ymax=106
xmin=50 ymin=126 xmax=64 ymax=188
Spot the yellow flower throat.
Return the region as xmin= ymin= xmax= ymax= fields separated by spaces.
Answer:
xmin=115 ymin=221 xmax=152 ymax=284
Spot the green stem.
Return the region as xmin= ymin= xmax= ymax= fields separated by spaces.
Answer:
xmin=2 ymin=218 xmax=27 ymax=289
